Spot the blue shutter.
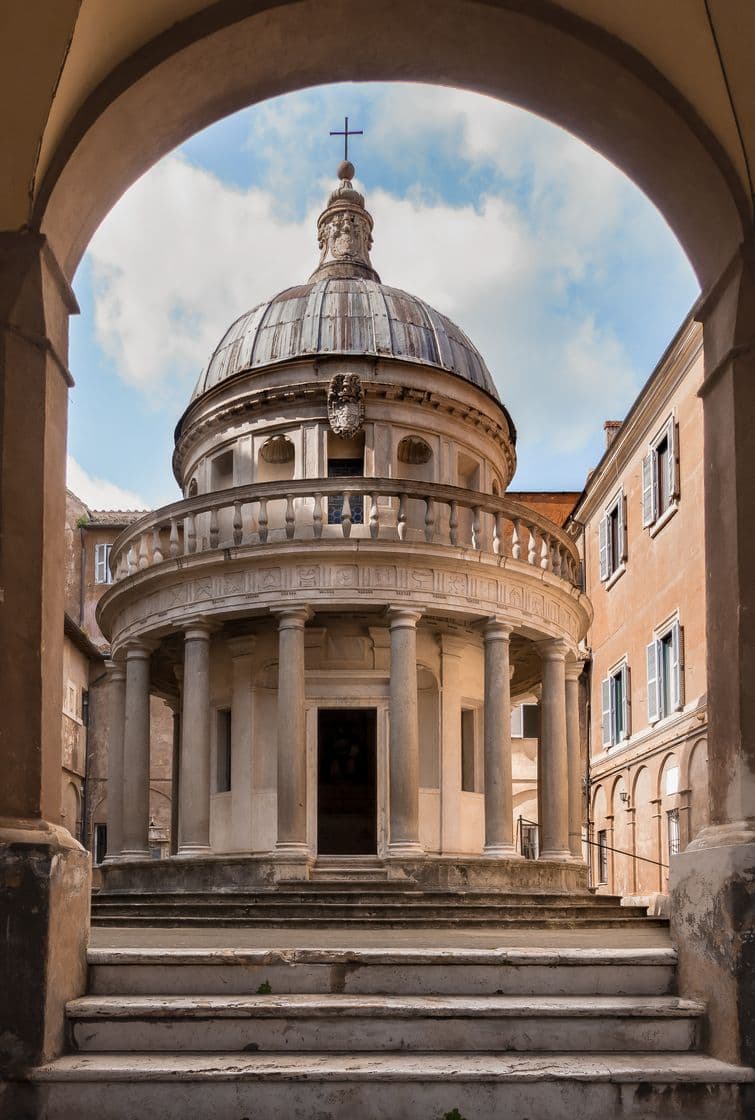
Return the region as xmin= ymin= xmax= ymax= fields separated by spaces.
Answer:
xmin=647 ymin=641 xmax=660 ymax=724
xmin=601 ymin=677 xmax=613 ymax=746
xmin=671 ymin=621 xmax=684 ymax=710
xmin=642 ymin=453 xmax=656 ymax=527
xmin=668 ymin=420 xmax=680 ymax=500
xmin=599 ymin=515 xmax=610 ymax=581
xmin=621 ymin=663 xmax=631 ymax=739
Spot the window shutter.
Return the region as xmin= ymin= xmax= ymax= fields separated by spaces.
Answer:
xmin=668 ymin=420 xmax=680 ymax=500
xmin=619 ymin=493 xmax=628 ymax=563
xmin=621 ymin=663 xmax=631 ymax=739
xmin=510 ymin=704 xmax=523 ymax=738
xmin=95 ymin=544 xmax=105 ymax=583
xmin=671 ymin=621 xmax=684 ymax=710
xmin=647 ymin=640 xmax=660 ymax=724
xmin=601 ymin=677 xmax=613 ymax=746
xmin=642 ymin=453 xmax=656 ymax=527
xmin=599 ymin=515 xmax=610 ymax=581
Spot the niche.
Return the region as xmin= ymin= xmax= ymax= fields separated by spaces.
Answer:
xmin=258 ymin=434 xmax=295 ymax=483
xmin=211 ymin=449 xmax=234 ymax=491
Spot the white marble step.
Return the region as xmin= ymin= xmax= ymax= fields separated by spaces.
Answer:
xmin=87 ymin=945 xmax=677 ymax=997
xmin=29 ymin=1051 xmax=755 ymax=1120
xmin=67 ymin=993 xmax=703 ymax=1053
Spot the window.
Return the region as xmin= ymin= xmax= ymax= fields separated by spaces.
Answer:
xmin=597 ymin=830 xmax=609 ymax=883
xmin=63 ymin=680 xmax=82 ymax=721
xmin=647 ymin=620 xmax=684 ymax=723
xmin=601 ymin=662 xmax=630 ymax=747
xmin=642 ymin=417 xmax=679 ymax=530
xmin=95 ymin=542 xmax=113 ymax=584
xmin=667 ymin=808 xmax=681 ymax=858
xmin=598 ymin=490 xmax=627 ymax=583
xmin=328 ymin=457 xmax=364 ymax=525
xmin=216 ymin=708 xmax=232 ymax=793
xmin=520 ymin=821 xmax=538 ymax=860
xmin=461 ymin=708 xmax=477 ymax=792
xmin=93 ymin=823 xmax=107 ymax=865
xmin=511 ymin=703 xmax=539 ymax=738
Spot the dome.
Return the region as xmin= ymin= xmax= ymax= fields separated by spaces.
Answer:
xmin=191 ymin=277 xmax=500 ymax=402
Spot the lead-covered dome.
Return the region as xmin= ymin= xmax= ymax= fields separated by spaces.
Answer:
xmin=190 ymin=162 xmax=500 ymax=405
xmin=191 ymin=277 xmax=499 ymax=402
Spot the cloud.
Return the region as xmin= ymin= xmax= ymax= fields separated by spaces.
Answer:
xmin=66 ymin=456 xmax=148 ymax=510
xmin=82 ymin=83 xmax=696 ymax=489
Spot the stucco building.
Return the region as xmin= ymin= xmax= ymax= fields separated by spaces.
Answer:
xmin=572 ymin=317 xmax=708 ymax=906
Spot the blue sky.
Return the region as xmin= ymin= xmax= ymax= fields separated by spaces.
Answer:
xmin=67 ymin=82 xmax=699 ymax=509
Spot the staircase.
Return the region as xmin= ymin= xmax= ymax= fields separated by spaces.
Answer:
xmin=23 ymin=940 xmax=754 ymax=1118
xmin=91 ymin=879 xmax=668 ymax=930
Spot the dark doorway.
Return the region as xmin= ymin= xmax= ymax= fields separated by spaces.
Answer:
xmin=317 ymin=708 xmax=377 ymax=854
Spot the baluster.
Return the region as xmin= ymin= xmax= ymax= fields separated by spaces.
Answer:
xmin=540 ymin=532 xmax=550 ymax=570
xmin=528 ymin=525 xmax=537 ymax=566
xmin=186 ymin=514 xmax=197 ymax=555
xmin=493 ymin=511 xmax=503 ymax=556
xmin=472 ymin=506 xmax=482 ymax=551
xmin=512 ymin=518 xmax=521 ymax=560
xmin=138 ymin=532 xmax=150 ymax=569
xmin=127 ymin=544 xmax=137 ymax=575
xmin=209 ymin=507 xmax=220 ymax=549
xmin=233 ymin=502 xmax=243 ymax=546
xmin=397 ymin=493 xmax=408 ymax=542
xmin=313 ymin=493 xmax=323 ymax=539
xmin=169 ymin=518 xmax=180 ymax=558
xmin=152 ymin=527 xmax=163 ymax=564
xmin=449 ymin=500 xmax=459 ymax=546
xmin=285 ymin=494 xmax=295 ymax=540
xmin=369 ymin=494 xmax=379 ymax=540
xmin=553 ymin=543 xmax=562 ymax=577
xmin=341 ymin=492 xmax=352 ymax=538
xmin=258 ymin=498 xmax=268 ymax=544
xmin=424 ymin=497 xmax=435 ymax=543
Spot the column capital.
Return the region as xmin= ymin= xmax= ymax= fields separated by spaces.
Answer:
xmin=183 ymin=617 xmax=217 ymax=642
xmin=482 ymin=618 xmax=513 ymax=641
xmin=564 ymin=654 xmax=587 ymax=682
xmin=537 ymin=637 xmax=571 ymax=662
xmin=385 ymin=606 xmax=423 ymax=630
xmin=104 ymin=658 xmax=126 ymax=682
xmin=123 ymin=639 xmax=156 ymax=661
xmin=272 ymin=604 xmax=313 ymax=629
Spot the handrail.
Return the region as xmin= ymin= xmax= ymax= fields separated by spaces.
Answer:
xmin=584 ymin=835 xmax=669 ymax=871
xmin=107 ymin=476 xmax=582 ymax=589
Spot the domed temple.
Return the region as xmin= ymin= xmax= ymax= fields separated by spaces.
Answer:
xmin=97 ymin=162 xmax=592 ymax=896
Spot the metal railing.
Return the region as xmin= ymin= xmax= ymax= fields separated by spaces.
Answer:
xmin=517 ymin=816 xmax=670 ymax=871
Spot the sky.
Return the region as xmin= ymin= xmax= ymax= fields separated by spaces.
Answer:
xmin=67 ymin=82 xmax=699 ymax=511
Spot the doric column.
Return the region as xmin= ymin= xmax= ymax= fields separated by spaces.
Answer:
xmin=538 ymin=638 xmax=572 ymax=860
xmin=228 ymin=635 xmax=256 ymax=851
xmin=178 ymin=621 xmax=213 ymax=856
xmin=483 ymin=621 xmax=520 ymax=857
xmin=167 ymin=689 xmax=181 ymax=857
xmin=121 ymin=642 xmax=152 ymax=857
xmin=565 ymin=655 xmax=585 ymax=860
xmin=274 ymin=607 xmax=311 ymax=855
xmin=387 ymin=607 xmax=424 ymax=856
xmin=439 ymin=633 xmax=465 ymax=853
xmin=103 ymin=660 xmax=126 ymax=862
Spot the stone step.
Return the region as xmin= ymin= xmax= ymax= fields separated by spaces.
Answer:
xmin=90 ymin=900 xmax=648 ymax=919
xmin=87 ymin=946 xmax=677 ymax=996
xmin=67 ymin=993 xmax=703 ymax=1053
xmin=25 ymin=1051 xmax=755 ymax=1119
xmin=92 ymin=888 xmax=623 ymax=903
xmin=90 ymin=913 xmax=668 ymax=929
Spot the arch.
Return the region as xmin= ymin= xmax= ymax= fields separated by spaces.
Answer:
xmin=34 ymin=1 xmax=745 ymax=289
xmin=397 ymin=435 xmax=433 ymax=466
xmin=657 ymin=751 xmax=680 ymax=800
xmin=687 ymin=737 xmax=710 ymax=841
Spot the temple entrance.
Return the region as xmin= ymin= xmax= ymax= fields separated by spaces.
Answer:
xmin=317 ymin=708 xmax=377 ymax=855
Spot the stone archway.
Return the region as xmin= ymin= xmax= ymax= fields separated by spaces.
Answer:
xmin=3 ymin=0 xmax=755 ymax=1074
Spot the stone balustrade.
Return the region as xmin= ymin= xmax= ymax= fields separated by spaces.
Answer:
xmin=109 ymin=478 xmax=582 ymax=589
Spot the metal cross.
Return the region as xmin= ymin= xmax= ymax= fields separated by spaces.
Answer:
xmin=329 ymin=116 xmax=363 ymax=161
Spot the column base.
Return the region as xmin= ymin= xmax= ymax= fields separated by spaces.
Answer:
xmin=387 ymin=841 xmax=425 ymax=858
xmin=175 ymin=844 xmax=211 ymax=858
xmin=539 ymin=847 xmax=575 ymax=861
xmin=670 ymin=840 xmax=755 ymax=1067
xmin=120 ymin=847 xmax=150 ymax=859
xmin=0 ymin=819 xmax=90 ymax=1074
xmin=686 ymin=819 xmax=755 ymax=849
xmin=483 ymin=843 xmax=523 ymax=859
